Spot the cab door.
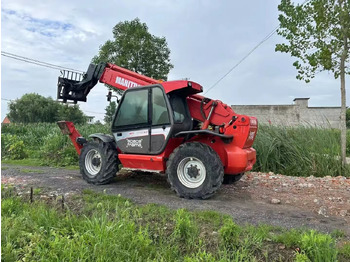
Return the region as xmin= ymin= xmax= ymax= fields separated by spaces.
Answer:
xmin=150 ymin=86 xmax=172 ymax=154
xmin=112 ymin=87 xmax=150 ymax=154
xmin=112 ymin=85 xmax=172 ymax=155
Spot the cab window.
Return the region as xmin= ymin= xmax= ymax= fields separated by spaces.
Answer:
xmin=113 ymin=89 xmax=148 ymax=127
xmin=152 ymin=87 xmax=170 ymax=125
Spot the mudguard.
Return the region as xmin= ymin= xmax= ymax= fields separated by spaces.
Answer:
xmin=88 ymin=133 xmax=115 ymax=143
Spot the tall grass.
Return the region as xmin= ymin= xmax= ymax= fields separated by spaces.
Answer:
xmin=2 ymin=123 xmax=109 ymax=166
xmin=2 ymin=123 xmax=348 ymax=176
xmin=253 ymin=124 xmax=347 ymax=177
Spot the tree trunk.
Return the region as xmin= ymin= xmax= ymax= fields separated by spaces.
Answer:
xmin=340 ymin=54 xmax=346 ymax=171
xmin=339 ymin=0 xmax=348 ymax=174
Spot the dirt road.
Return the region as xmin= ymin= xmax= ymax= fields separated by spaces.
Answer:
xmin=2 ymin=164 xmax=349 ymax=236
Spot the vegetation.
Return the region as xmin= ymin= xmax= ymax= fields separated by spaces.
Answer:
xmin=275 ymin=0 xmax=350 ymax=169
xmin=104 ymin=101 xmax=117 ymax=124
xmin=2 ymin=187 xmax=348 ymax=261
xmin=253 ymin=125 xmax=349 ymax=177
xmin=1 ymin=123 xmax=109 ymax=166
xmin=7 ymin=93 xmax=87 ymax=124
xmin=2 ymin=123 xmax=349 ymax=177
xmin=92 ymin=18 xmax=173 ymax=81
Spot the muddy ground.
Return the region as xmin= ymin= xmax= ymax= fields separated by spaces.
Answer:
xmin=1 ymin=164 xmax=349 ymax=236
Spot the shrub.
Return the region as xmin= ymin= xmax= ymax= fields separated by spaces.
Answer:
xmin=1 ymin=134 xmax=27 ymax=160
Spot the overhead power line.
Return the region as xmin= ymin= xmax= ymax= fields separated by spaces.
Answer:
xmin=204 ymin=26 xmax=278 ymax=95
xmin=1 ymin=97 xmax=104 ymax=115
xmin=204 ymin=0 xmax=311 ymax=95
xmin=1 ymin=51 xmax=84 ymax=73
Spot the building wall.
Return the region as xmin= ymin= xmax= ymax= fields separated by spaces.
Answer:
xmin=232 ymin=98 xmax=341 ymax=128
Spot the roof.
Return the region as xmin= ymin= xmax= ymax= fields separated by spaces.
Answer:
xmin=161 ymin=80 xmax=203 ymax=95
xmin=2 ymin=117 xmax=11 ymax=124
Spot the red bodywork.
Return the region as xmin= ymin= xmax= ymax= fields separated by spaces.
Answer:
xmin=58 ymin=63 xmax=257 ymax=175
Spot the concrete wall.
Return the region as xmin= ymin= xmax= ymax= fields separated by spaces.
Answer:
xmin=232 ymin=98 xmax=341 ymax=129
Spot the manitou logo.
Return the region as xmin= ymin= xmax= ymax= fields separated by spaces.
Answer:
xmin=115 ymin=76 xmax=139 ymax=88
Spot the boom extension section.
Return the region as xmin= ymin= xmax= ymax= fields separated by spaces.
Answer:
xmin=57 ymin=63 xmax=160 ymax=103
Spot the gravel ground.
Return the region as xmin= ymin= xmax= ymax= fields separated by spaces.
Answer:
xmin=1 ymin=164 xmax=349 ymax=236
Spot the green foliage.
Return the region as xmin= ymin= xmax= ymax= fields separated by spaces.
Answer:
xmin=339 ymin=242 xmax=350 ymax=259
xmin=1 ymin=134 xmax=27 ymax=160
xmin=253 ymin=124 xmax=347 ymax=177
xmin=273 ymin=229 xmax=303 ymax=248
xmin=7 ymin=93 xmax=87 ymax=124
xmin=173 ymin=209 xmax=199 ymax=248
xmin=1 ymin=123 xmax=109 ymax=166
xmin=276 ymin=0 xmax=350 ymax=82
xmin=8 ymin=93 xmax=61 ymax=123
xmin=2 ymin=188 xmax=345 ymax=261
xmin=104 ymin=101 xmax=117 ymax=124
xmin=219 ymin=219 xmax=241 ymax=250
xmin=295 ymin=252 xmax=311 ymax=262
xmin=2 ymin=122 xmax=350 ymax=176
xmin=57 ymin=104 xmax=87 ymax=124
xmin=300 ymin=230 xmax=338 ymax=262
xmin=92 ymin=18 xmax=173 ymax=80
xmin=346 ymin=108 xmax=350 ymax=128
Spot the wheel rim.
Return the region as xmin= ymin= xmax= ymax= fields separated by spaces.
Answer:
xmin=85 ymin=149 xmax=102 ymax=176
xmin=177 ymin=157 xmax=206 ymax=188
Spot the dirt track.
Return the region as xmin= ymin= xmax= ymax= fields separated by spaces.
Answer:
xmin=1 ymin=164 xmax=349 ymax=236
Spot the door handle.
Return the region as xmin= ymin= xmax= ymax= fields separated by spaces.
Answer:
xmin=117 ymin=133 xmax=122 ymax=136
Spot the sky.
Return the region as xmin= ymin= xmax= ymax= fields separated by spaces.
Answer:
xmin=1 ymin=0 xmax=349 ymax=123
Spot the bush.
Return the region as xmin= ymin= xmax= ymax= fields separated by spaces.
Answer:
xmin=1 ymin=134 xmax=27 ymax=160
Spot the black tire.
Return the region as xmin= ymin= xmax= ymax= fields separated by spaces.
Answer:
xmin=166 ymin=142 xmax=224 ymax=199
xmin=79 ymin=141 xmax=119 ymax=185
xmin=223 ymin=173 xmax=244 ymax=185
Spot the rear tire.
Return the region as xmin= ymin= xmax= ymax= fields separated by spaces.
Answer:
xmin=223 ymin=173 xmax=244 ymax=184
xmin=79 ymin=141 xmax=119 ymax=185
xmin=166 ymin=142 xmax=224 ymax=199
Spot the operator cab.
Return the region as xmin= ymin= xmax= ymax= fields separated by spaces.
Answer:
xmin=111 ymin=84 xmax=192 ymax=155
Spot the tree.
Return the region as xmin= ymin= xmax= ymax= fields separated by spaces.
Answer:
xmin=8 ymin=93 xmax=60 ymax=123
xmin=92 ymin=18 xmax=173 ymax=80
xmin=104 ymin=101 xmax=117 ymax=124
xmin=275 ymin=0 xmax=350 ymax=169
xmin=58 ymin=104 xmax=87 ymax=124
xmin=8 ymin=93 xmax=87 ymax=124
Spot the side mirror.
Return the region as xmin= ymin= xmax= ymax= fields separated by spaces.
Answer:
xmin=107 ymin=91 xmax=112 ymax=102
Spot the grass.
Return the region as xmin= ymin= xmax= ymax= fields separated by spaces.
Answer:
xmin=2 ymin=186 xmax=348 ymax=262
xmin=2 ymin=158 xmax=44 ymax=166
xmin=253 ymin=125 xmax=349 ymax=177
xmin=20 ymin=168 xmax=45 ymax=174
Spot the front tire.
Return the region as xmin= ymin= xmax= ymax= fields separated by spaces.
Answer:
xmin=166 ymin=142 xmax=224 ymax=199
xmin=79 ymin=141 xmax=119 ymax=185
xmin=223 ymin=173 xmax=244 ymax=184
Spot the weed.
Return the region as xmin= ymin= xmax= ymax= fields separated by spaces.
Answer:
xmin=300 ymin=230 xmax=337 ymax=262
xmin=33 ymin=188 xmax=41 ymax=195
xmin=331 ymin=229 xmax=345 ymax=238
xmin=273 ymin=229 xmax=303 ymax=248
xmin=295 ymin=252 xmax=311 ymax=262
xmin=219 ymin=218 xmax=241 ymax=250
xmin=173 ymin=209 xmax=199 ymax=250
xmin=1 ymin=187 xmax=345 ymax=261
xmin=339 ymin=242 xmax=350 ymax=259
